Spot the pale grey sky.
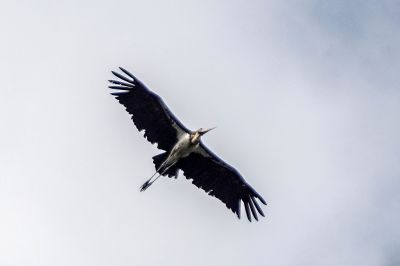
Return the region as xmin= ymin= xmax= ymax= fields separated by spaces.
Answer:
xmin=1 ymin=1 xmax=399 ymax=265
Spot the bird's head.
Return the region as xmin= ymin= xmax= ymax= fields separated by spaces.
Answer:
xmin=190 ymin=127 xmax=216 ymax=144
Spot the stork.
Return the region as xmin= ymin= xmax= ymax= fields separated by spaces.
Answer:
xmin=109 ymin=67 xmax=266 ymax=221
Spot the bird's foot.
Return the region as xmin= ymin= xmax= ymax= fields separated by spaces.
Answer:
xmin=140 ymin=180 xmax=151 ymax=192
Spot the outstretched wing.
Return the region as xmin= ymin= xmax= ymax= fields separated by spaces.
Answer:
xmin=178 ymin=143 xmax=266 ymax=222
xmin=109 ymin=67 xmax=190 ymax=151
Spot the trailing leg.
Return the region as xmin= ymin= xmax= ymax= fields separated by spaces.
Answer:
xmin=139 ymin=162 xmax=175 ymax=192
xmin=140 ymin=172 xmax=161 ymax=191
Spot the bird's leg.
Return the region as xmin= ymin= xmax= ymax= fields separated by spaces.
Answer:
xmin=139 ymin=158 xmax=167 ymax=192
xmin=140 ymin=172 xmax=160 ymax=192
xmin=139 ymin=163 xmax=175 ymax=192
xmin=140 ymin=146 xmax=179 ymax=192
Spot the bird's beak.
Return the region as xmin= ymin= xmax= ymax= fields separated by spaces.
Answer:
xmin=200 ymin=127 xmax=216 ymax=135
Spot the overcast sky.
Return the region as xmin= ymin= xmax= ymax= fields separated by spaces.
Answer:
xmin=1 ymin=1 xmax=399 ymax=265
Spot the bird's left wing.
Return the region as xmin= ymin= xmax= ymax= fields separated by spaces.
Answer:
xmin=109 ymin=67 xmax=190 ymax=151
xmin=177 ymin=143 xmax=267 ymax=221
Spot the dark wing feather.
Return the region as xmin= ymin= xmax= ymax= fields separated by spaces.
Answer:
xmin=109 ymin=67 xmax=190 ymax=151
xmin=178 ymin=143 xmax=266 ymax=221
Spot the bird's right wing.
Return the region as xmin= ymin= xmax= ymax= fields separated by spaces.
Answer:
xmin=178 ymin=143 xmax=266 ymax=221
xmin=109 ymin=67 xmax=190 ymax=151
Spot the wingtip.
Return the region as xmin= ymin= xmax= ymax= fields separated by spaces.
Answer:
xmin=248 ymin=197 xmax=259 ymax=221
xmin=110 ymin=90 xmax=129 ymax=96
xmin=111 ymin=69 xmax=134 ymax=84
xmin=108 ymin=80 xmax=134 ymax=88
xmin=236 ymin=200 xmax=241 ymax=219
xmin=258 ymin=195 xmax=267 ymax=205
xmin=253 ymin=199 xmax=265 ymax=217
xmin=108 ymin=85 xmax=129 ymax=90
xmin=244 ymin=201 xmax=252 ymax=222
xmin=119 ymin=67 xmax=136 ymax=80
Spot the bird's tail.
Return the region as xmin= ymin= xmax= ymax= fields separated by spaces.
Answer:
xmin=152 ymin=152 xmax=179 ymax=178
xmin=152 ymin=152 xmax=168 ymax=172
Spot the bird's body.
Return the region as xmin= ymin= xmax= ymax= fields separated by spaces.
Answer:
xmin=166 ymin=129 xmax=215 ymax=168
xmin=169 ymin=132 xmax=198 ymax=162
xmin=140 ymin=129 xmax=214 ymax=191
xmin=109 ymin=67 xmax=266 ymax=221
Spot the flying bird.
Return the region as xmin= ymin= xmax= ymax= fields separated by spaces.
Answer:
xmin=109 ymin=67 xmax=266 ymax=221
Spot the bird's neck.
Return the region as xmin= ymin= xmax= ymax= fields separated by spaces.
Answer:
xmin=190 ymin=132 xmax=201 ymax=145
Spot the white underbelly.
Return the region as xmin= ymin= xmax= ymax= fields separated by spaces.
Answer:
xmin=170 ymin=133 xmax=198 ymax=160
